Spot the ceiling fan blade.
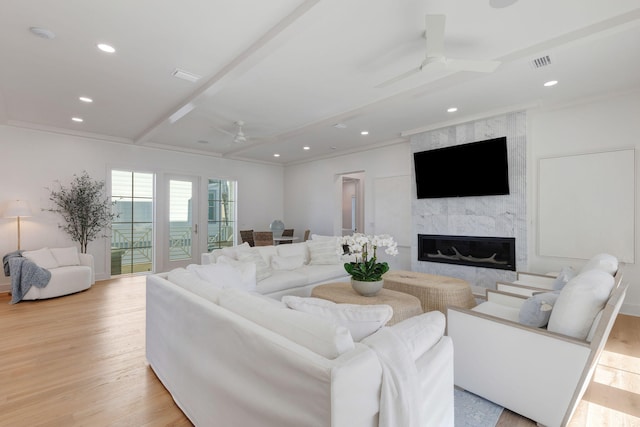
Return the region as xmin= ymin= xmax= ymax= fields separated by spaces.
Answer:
xmin=425 ymin=15 xmax=446 ymax=59
xmin=446 ymin=58 xmax=501 ymax=73
xmin=212 ymin=126 xmax=235 ymax=137
xmin=375 ymin=66 xmax=421 ymax=88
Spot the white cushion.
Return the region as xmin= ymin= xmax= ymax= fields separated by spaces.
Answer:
xmin=237 ymin=248 xmax=273 ymax=281
xmin=310 ymin=234 xmax=337 ymax=241
xmin=186 ymin=262 xmax=257 ymax=292
xmin=255 ymin=245 xmax=278 ymax=265
xmin=215 ymin=256 xmax=258 ymax=291
xmin=390 ymin=311 xmax=446 ymax=361
xmin=50 ymin=247 xmax=81 ymax=267
xmin=219 ymin=289 xmax=355 ymax=359
xmin=306 ymin=239 xmax=341 ymax=265
xmin=282 ymin=296 xmax=393 ymax=341
xmin=167 ymin=268 xmax=224 ymax=303
xmin=271 ymin=255 xmax=305 ymax=271
xmin=547 ymin=269 xmax=615 ymax=340
xmin=277 ymin=242 xmax=310 ymax=264
xmin=219 ymin=242 xmax=250 ymax=260
xmin=22 ymin=248 xmax=59 ymax=269
xmin=579 ymin=253 xmax=618 ymax=275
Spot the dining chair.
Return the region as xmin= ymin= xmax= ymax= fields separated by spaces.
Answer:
xmin=239 ymin=229 xmax=255 ymax=247
xmin=253 ymin=231 xmax=273 ymax=246
xmin=303 ymin=229 xmax=310 ymax=241
xmin=280 ymin=229 xmax=294 ymax=244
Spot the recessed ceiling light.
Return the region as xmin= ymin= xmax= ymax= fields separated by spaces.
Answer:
xmin=97 ymin=43 xmax=116 ymax=53
xmin=273 ymin=153 xmax=280 ymax=157
xmin=79 ymin=96 xmax=93 ymax=103
xmin=447 ymin=107 xmax=458 ymax=113
xmin=544 ymin=80 xmax=558 ymax=87
xmin=71 ymin=117 xmax=83 ymax=122
xmin=29 ymin=27 xmax=56 ymax=40
xmin=303 ymin=146 xmax=310 ymax=150
xmin=360 ymin=131 xmax=369 ymax=135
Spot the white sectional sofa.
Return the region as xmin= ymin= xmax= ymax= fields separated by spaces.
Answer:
xmin=201 ymin=237 xmax=352 ymax=299
xmin=146 ymin=270 xmax=454 ymax=426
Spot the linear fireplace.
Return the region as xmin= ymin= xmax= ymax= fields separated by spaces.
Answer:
xmin=418 ymin=234 xmax=516 ymax=271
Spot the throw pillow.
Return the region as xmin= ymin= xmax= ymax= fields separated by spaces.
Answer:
xmin=282 ymin=296 xmax=393 ymax=341
xmin=306 ymin=238 xmax=341 ymax=265
xmin=579 ymin=253 xmax=618 ymax=275
xmin=219 ymin=289 xmax=354 ymax=359
xmin=167 ymin=268 xmax=224 ymax=303
xmin=187 ymin=262 xmax=257 ymax=292
xmin=50 ymin=247 xmax=81 ymax=267
xmin=219 ymin=242 xmax=250 ymax=260
xmin=518 ymin=291 xmax=560 ymax=327
xmin=551 ymin=266 xmax=576 ymax=291
xmin=547 ymin=269 xmax=615 ymax=340
xmin=22 ymin=248 xmax=59 ymax=269
xmin=237 ymin=248 xmax=273 ymax=281
xmin=276 ymin=242 xmax=310 ymax=264
xmin=271 ymin=255 xmax=305 ymax=271
xmin=212 ymin=258 xmax=258 ymax=291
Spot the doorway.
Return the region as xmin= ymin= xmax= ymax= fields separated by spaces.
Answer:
xmin=341 ymin=173 xmax=364 ymax=236
xmin=164 ymin=174 xmax=200 ymax=269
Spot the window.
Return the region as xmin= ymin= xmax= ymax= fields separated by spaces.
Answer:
xmin=111 ymin=170 xmax=154 ymax=274
xmin=207 ymin=179 xmax=236 ymax=251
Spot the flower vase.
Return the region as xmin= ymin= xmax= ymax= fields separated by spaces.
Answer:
xmin=351 ymin=278 xmax=384 ymax=297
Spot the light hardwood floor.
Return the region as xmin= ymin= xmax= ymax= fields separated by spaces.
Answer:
xmin=1 ymin=276 xmax=639 ymax=426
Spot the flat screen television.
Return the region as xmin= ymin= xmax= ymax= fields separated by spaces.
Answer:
xmin=414 ymin=136 xmax=509 ymax=199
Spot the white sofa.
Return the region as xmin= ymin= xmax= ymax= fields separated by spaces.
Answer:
xmin=146 ymin=272 xmax=454 ymax=426
xmin=201 ymin=237 xmax=352 ymax=299
xmin=16 ymin=247 xmax=95 ymax=302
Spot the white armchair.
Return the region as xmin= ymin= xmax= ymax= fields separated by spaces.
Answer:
xmin=19 ymin=247 xmax=95 ymax=301
xmin=448 ymin=268 xmax=626 ymax=427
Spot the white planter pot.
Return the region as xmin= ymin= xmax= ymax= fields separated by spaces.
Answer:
xmin=351 ymin=278 xmax=383 ymax=297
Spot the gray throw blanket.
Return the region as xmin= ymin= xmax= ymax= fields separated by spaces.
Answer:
xmin=3 ymin=250 xmax=22 ymax=276
xmin=7 ymin=257 xmax=51 ymax=304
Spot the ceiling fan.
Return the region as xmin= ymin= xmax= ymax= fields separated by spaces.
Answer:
xmin=376 ymin=15 xmax=501 ymax=88
xmin=212 ymin=120 xmax=248 ymax=144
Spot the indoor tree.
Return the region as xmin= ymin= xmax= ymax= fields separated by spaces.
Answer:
xmin=47 ymin=171 xmax=116 ymax=253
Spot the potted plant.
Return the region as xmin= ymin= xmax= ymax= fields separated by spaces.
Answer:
xmin=47 ymin=171 xmax=116 ymax=254
xmin=340 ymin=233 xmax=398 ymax=296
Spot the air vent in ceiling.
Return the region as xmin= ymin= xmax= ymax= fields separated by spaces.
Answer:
xmin=530 ymin=55 xmax=552 ymax=69
xmin=172 ymin=68 xmax=201 ymax=83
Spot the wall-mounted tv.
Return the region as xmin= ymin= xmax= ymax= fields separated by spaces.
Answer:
xmin=414 ymin=136 xmax=509 ymax=199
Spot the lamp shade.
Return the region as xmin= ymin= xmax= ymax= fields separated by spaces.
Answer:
xmin=4 ymin=200 xmax=33 ymax=218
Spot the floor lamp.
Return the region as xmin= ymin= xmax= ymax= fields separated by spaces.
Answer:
xmin=4 ymin=200 xmax=32 ymax=251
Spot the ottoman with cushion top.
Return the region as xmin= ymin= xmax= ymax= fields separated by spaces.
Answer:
xmin=310 ymin=281 xmax=423 ymax=325
xmin=383 ymin=270 xmax=476 ymax=314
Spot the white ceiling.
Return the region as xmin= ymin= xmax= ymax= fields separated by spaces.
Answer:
xmin=1 ymin=0 xmax=639 ymax=165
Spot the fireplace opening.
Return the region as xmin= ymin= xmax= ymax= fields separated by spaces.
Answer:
xmin=418 ymin=234 xmax=515 ymax=271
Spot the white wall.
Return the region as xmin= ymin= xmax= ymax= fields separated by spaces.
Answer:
xmin=0 ymin=125 xmax=284 ymax=287
xmin=285 ymin=91 xmax=640 ymax=315
xmin=528 ymin=90 xmax=640 ymax=315
xmin=284 ymin=143 xmax=412 ymax=270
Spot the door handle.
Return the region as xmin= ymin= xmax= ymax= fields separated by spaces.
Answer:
xmin=194 ymin=224 xmax=198 ymax=234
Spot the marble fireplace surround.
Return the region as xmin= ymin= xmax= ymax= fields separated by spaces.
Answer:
xmin=410 ymin=111 xmax=527 ymax=289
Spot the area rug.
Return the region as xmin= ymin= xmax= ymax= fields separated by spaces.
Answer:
xmin=454 ymin=388 xmax=504 ymax=427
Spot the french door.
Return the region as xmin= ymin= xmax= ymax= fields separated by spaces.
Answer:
xmin=164 ymin=174 xmax=200 ymax=269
